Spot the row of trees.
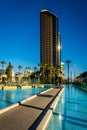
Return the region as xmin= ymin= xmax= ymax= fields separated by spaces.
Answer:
xmin=0 ymin=60 xmax=41 ymax=85
xmin=0 ymin=60 xmax=23 ymax=73
xmin=38 ymin=63 xmax=62 ymax=85
xmin=0 ymin=60 xmax=69 ymax=85
xmin=0 ymin=60 xmax=63 ymax=85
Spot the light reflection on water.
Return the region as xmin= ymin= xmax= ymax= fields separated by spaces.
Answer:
xmin=0 ymin=87 xmax=48 ymax=109
xmin=47 ymin=84 xmax=87 ymax=130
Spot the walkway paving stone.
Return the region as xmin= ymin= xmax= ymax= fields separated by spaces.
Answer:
xmin=0 ymin=87 xmax=62 ymax=130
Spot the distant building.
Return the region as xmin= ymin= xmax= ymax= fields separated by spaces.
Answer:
xmin=61 ymin=62 xmax=65 ymax=79
xmin=40 ymin=10 xmax=60 ymax=68
xmin=0 ymin=69 xmax=7 ymax=83
xmin=12 ymin=71 xmax=15 ymax=82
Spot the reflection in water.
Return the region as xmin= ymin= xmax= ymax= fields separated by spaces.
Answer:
xmin=47 ymin=84 xmax=87 ymax=130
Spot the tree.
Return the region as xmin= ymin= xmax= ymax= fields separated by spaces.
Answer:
xmin=49 ymin=65 xmax=56 ymax=84
xmin=1 ymin=60 xmax=6 ymax=74
xmin=18 ymin=65 xmax=22 ymax=73
xmin=38 ymin=63 xmax=57 ymax=84
xmin=39 ymin=63 xmax=51 ymax=83
xmin=66 ymin=60 xmax=71 ymax=84
xmin=38 ymin=63 xmax=45 ymax=75
xmin=24 ymin=67 xmax=31 ymax=84
xmin=24 ymin=67 xmax=30 ymax=75
xmin=6 ymin=62 xmax=13 ymax=84
xmin=33 ymin=66 xmax=38 ymax=73
xmin=33 ymin=66 xmax=38 ymax=83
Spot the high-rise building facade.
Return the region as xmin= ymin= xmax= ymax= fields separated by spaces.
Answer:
xmin=40 ymin=10 xmax=59 ymax=68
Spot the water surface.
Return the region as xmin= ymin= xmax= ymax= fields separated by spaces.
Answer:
xmin=47 ymin=84 xmax=87 ymax=130
xmin=0 ymin=87 xmax=48 ymax=109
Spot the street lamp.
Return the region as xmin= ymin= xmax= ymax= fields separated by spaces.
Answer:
xmin=66 ymin=60 xmax=71 ymax=84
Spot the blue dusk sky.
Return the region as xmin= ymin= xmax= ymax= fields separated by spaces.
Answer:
xmin=0 ymin=0 xmax=87 ymax=78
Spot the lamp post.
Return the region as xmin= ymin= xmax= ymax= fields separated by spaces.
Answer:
xmin=66 ymin=60 xmax=71 ymax=84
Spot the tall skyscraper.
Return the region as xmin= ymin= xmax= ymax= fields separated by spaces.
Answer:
xmin=40 ymin=10 xmax=59 ymax=68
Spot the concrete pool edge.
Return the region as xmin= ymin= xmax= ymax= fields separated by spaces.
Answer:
xmin=75 ymin=85 xmax=87 ymax=91
xmin=20 ymin=88 xmax=53 ymax=104
xmin=36 ymin=87 xmax=64 ymax=130
xmin=0 ymin=88 xmax=53 ymax=115
xmin=0 ymin=103 xmax=19 ymax=115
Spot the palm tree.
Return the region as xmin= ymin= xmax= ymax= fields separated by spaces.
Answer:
xmin=39 ymin=63 xmax=50 ymax=83
xmin=33 ymin=66 xmax=38 ymax=72
xmin=49 ymin=65 xmax=56 ymax=84
xmin=58 ymin=64 xmax=61 ymax=76
xmin=6 ymin=62 xmax=13 ymax=85
xmin=18 ymin=65 xmax=22 ymax=73
xmin=1 ymin=60 xmax=6 ymax=74
xmin=27 ymin=67 xmax=30 ymax=71
xmin=33 ymin=66 xmax=38 ymax=83
xmin=38 ymin=63 xmax=44 ymax=75
xmin=25 ymin=67 xmax=30 ymax=74
xmin=66 ymin=60 xmax=71 ymax=84
xmin=17 ymin=65 xmax=22 ymax=85
xmin=24 ymin=67 xmax=31 ymax=84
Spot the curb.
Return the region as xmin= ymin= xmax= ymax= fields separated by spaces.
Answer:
xmin=20 ymin=88 xmax=53 ymax=104
xmin=0 ymin=103 xmax=19 ymax=115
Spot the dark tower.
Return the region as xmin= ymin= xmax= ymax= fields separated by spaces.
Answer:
xmin=40 ymin=10 xmax=58 ymax=68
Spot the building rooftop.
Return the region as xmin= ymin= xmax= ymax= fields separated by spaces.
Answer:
xmin=40 ymin=9 xmax=48 ymax=12
xmin=40 ymin=9 xmax=58 ymax=18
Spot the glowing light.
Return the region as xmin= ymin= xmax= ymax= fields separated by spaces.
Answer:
xmin=58 ymin=112 xmax=63 ymax=121
xmin=58 ymin=114 xmax=62 ymax=120
xmin=58 ymin=45 xmax=61 ymax=50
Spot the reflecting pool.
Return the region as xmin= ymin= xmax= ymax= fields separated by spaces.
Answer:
xmin=0 ymin=87 xmax=49 ymax=109
xmin=47 ymin=84 xmax=87 ymax=130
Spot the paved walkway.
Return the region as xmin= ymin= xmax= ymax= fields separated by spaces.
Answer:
xmin=0 ymin=87 xmax=63 ymax=130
